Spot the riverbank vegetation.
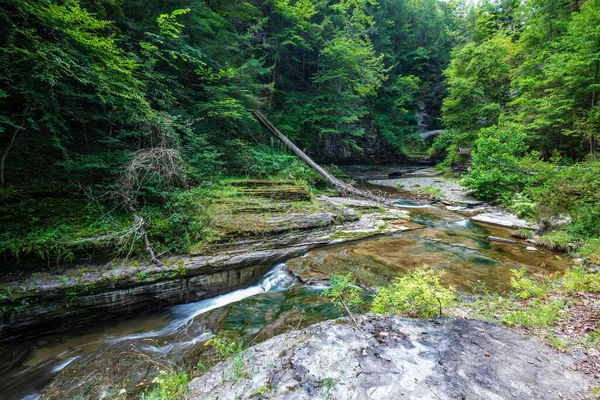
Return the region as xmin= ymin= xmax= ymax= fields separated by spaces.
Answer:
xmin=433 ymin=0 xmax=600 ymax=263
xmin=0 ymin=0 xmax=457 ymax=271
xmin=2 ymin=0 xmax=599 ymax=271
xmin=323 ymin=265 xmax=600 ymax=377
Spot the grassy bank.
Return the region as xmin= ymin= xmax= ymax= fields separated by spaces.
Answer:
xmin=0 ymin=175 xmax=346 ymax=277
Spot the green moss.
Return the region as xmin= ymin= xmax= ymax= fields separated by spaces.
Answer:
xmin=510 ymin=228 xmax=534 ymax=240
xmin=136 ymin=271 xmax=148 ymax=280
xmin=0 ymin=286 xmax=30 ymax=315
xmin=537 ymin=231 xmax=574 ymax=252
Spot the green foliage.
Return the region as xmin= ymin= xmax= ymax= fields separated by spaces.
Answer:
xmin=510 ymin=268 xmax=548 ymax=299
xmin=205 ymin=336 xmax=248 ymax=384
xmin=534 ymin=162 xmax=600 ymax=228
xmin=442 ymin=34 xmax=516 ymax=133
xmin=562 ymin=266 xmax=600 ymax=293
xmin=141 ymin=370 xmax=190 ymax=400
xmin=502 ymin=299 xmax=564 ymax=328
xmin=510 ymin=228 xmax=534 ymax=240
xmin=322 ymin=273 xmax=364 ymax=312
xmin=0 ymin=286 xmax=30 ymax=315
xmin=249 ymin=146 xmax=296 ymax=177
xmin=462 ymin=124 xmax=529 ymax=200
xmin=418 ymin=186 xmax=444 ymax=198
xmin=507 ymin=193 xmax=537 ymax=220
xmin=147 ymin=188 xmax=213 ymax=254
xmin=371 ymin=266 xmax=456 ymax=318
xmin=442 ymin=0 xmax=600 ymax=159
xmin=578 ymin=239 xmax=600 ymax=265
xmin=205 ymin=336 xmax=244 ymax=360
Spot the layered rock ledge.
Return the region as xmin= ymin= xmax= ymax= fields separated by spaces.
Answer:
xmin=0 ymin=199 xmax=416 ymax=341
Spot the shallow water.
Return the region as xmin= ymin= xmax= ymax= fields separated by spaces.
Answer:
xmin=288 ymin=216 xmax=565 ymax=292
xmin=1 ymin=170 xmax=572 ymax=400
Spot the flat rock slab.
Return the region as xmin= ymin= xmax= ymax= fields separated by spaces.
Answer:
xmin=318 ymin=196 xmax=382 ymax=209
xmin=369 ymin=177 xmax=472 ymax=203
xmin=488 ymin=235 xmax=516 ymax=244
xmin=472 ymin=212 xmax=537 ymax=229
xmin=189 ymin=315 xmax=593 ymax=400
xmin=456 ymin=199 xmax=486 ymax=206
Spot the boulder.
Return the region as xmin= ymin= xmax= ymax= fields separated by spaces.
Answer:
xmin=189 ymin=315 xmax=593 ymax=400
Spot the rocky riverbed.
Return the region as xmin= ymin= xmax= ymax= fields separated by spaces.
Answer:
xmin=363 ymin=167 xmax=537 ymax=230
xmin=2 ymin=167 xmax=594 ymax=400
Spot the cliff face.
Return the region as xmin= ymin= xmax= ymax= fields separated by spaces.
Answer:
xmin=316 ymin=106 xmax=441 ymax=164
xmin=319 ymin=132 xmax=408 ymax=164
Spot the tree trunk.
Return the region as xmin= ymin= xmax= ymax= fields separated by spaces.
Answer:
xmin=1 ymin=127 xmax=18 ymax=185
xmin=1 ymin=112 xmax=27 ymax=185
xmin=253 ymin=111 xmax=392 ymax=206
xmin=590 ymin=59 xmax=599 ymax=157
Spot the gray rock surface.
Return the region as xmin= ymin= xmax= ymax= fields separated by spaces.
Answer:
xmin=189 ymin=315 xmax=593 ymax=400
xmin=488 ymin=236 xmax=516 ymax=244
xmin=472 ymin=211 xmax=537 ymax=229
xmin=369 ymin=173 xmax=472 ymax=203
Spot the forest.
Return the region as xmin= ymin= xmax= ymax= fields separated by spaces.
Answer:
xmin=0 ymin=0 xmax=598 ymax=268
xmin=2 ymin=1 xmax=600 ymax=399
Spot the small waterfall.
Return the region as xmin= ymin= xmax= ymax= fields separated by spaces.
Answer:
xmin=451 ymin=219 xmax=471 ymax=227
xmin=111 ymin=263 xmax=297 ymax=342
xmin=394 ymin=199 xmax=432 ymax=208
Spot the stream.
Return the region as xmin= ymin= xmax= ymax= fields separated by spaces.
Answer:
xmin=1 ymin=167 xmax=572 ymax=400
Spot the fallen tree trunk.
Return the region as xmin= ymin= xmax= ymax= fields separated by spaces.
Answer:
xmin=253 ymin=110 xmax=393 ymax=206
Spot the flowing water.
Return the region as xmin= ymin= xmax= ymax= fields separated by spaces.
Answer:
xmin=1 ymin=169 xmax=572 ymax=400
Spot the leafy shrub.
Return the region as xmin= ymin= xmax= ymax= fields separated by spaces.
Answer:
xmin=287 ymin=159 xmax=323 ymax=186
xmin=534 ymin=162 xmax=600 ymax=229
xmin=248 ymin=145 xmax=323 ymax=185
xmin=371 ymin=266 xmax=456 ymax=318
xmin=510 ymin=268 xmax=548 ymax=299
xmin=322 ymin=273 xmax=364 ymax=311
xmin=462 ymin=125 xmax=529 ymax=200
xmin=507 ymin=193 xmax=537 ymax=220
xmin=428 ymin=129 xmax=475 ymax=160
xmin=249 ymin=145 xmax=297 ymax=177
xmin=562 ymin=266 xmax=600 ymax=293
xmin=569 ymin=203 xmax=600 ymax=238
xmin=149 ymin=188 xmax=212 ymax=253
